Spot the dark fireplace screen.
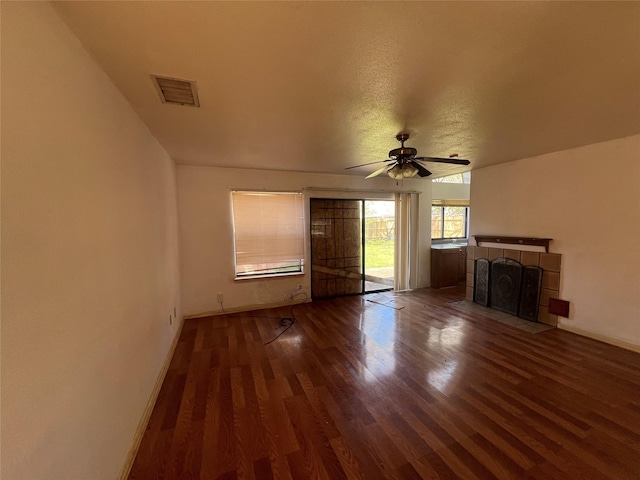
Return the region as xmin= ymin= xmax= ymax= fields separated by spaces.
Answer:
xmin=474 ymin=258 xmax=490 ymax=306
xmin=491 ymin=258 xmax=523 ymax=316
xmin=474 ymin=257 xmax=543 ymax=322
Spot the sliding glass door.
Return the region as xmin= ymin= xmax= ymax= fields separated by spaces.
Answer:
xmin=363 ymin=200 xmax=395 ymax=292
xmin=310 ymin=199 xmax=394 ymax=299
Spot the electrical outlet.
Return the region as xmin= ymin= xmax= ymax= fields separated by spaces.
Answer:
xmin=217 ymin=292 xmax=223 ymax=303
xmin=169 ymin=314 xmax=172 ymax=325
xmin=174 ymin=307 xmax=176 ymax=316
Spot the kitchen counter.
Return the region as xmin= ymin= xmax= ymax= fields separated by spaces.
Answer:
xmin=431 ymin=243 xmax=468 ymax=250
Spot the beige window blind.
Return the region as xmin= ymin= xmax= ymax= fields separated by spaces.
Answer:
xmin=231 ymin=191 xmax=304 ymax=278
xmin=432 ymin=199 xmax=470 ymax=207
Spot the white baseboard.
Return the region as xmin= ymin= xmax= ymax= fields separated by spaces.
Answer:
xmin=118 ymin=317 xmax=185 ymax=480
xmin=185 ymin=298 xmax=310 ymax=320
xmin=558 ymin=323 xmax=640 ymax=353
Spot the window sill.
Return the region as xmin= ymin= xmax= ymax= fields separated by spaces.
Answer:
xmin=234 ymin=271 xmax=305 ymax=281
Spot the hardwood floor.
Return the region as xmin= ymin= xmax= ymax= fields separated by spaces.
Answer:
xmin=128 ymin=288 xmax=640 ymax=479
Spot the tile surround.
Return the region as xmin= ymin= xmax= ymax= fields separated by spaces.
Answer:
xmin=466 ymin=259 xmax=475 ymax=274
xmin=466 ymin=273 xmax=474 ymax=287
xmin=520 ymin=251 xmax=540 ymax=267
xmin=540 ymin=253 xmax=562 ymax=272
xmin=466 ymin=287 xmax=474 ymax=301
xmin=475 ymin=246 xmax=489 ymax=260
xmin=467 ymin=246 xmax=561 ymax=327
xmin=539 ymin=287 xmax=558 ymax=307
xmin=488 ymin=248 xmax=504 ymax=261
xmin=503 ymin=249 xmax=521 ymax=262
xmin=466 ymin=246 xmax=476 ymax=259
xmin=542 ymin=271 xmax=560 ymax=290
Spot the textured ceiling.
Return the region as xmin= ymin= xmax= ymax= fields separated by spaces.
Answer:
xmin=53 ymin=1 xmax=640 ymax=178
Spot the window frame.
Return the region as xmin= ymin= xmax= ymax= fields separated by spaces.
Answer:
xmin=431 ymin=205 xmax=469 ymax=240
xmin=231 ymin=190 xmax=305 ymax=280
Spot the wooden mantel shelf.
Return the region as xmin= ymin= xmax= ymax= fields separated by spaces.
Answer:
xmin=474 ymin=235 xmax=553 ymax=253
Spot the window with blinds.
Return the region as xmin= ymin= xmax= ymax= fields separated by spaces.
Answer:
xmin=231 ymin=191 xmax=305 ymax=278
xmin=431 ymin=200 xmax=470 ymax=240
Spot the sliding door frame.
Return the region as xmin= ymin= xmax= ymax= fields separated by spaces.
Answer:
xmin=310 ymin=197 xmax=394 ymax=299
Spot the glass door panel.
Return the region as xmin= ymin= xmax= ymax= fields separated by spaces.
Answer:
xmin=310 ymin=199 xmax=363 ymax=298
xmin=364 ymin=200 xmax=395 ymax=292
xmin=311 ymin=198 xmax=395 ymax=298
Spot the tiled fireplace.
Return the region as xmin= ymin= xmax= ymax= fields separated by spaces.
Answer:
xmin=465 ymin=246 xmax=562 ymax=326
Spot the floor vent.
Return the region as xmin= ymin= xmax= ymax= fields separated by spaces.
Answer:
xmin=151 ymin=75 xmax=200 ymax=107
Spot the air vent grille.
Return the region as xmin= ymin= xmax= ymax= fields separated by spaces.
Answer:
xmin=151 ymin=75 xmax=200 ymax=107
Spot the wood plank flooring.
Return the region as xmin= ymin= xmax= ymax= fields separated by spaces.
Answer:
xmin=128 ymin=288 xmax=640 ymax=479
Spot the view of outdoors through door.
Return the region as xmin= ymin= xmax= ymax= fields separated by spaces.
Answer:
xmin=364 ymin=200 xmax=395 ymax=292
xmin=310 ymin=199 xmax=395 ymax=299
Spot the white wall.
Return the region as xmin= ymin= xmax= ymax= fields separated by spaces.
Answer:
xmin=1 ymin=3 xmax=181 ymax=479
xmin=177 ymin=166 xmax=432 ymax=317
xmin=432 ymin=182 xmax=470 ymax=201
xmin=470 ymin=135 xmax=640 ymax=347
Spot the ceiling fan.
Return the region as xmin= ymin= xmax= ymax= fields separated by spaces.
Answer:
xmin=346 ymin=133 xmax=470 ymax=179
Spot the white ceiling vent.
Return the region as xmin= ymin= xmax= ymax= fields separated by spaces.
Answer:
xmin=151 ymin=75 xmax=200 ymax=107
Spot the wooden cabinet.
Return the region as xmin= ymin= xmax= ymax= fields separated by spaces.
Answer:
xmin=431 ymin=247 xmax=466 ymax=288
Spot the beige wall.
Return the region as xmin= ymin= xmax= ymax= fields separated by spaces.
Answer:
xmin=1 ymin=3 xmax=181 ymax=479
xmin=7 ymin=4 xmax=637 ymax=477
xmin=470 ymin=135 xmax=640 ymax=347
xmin=177 ymin=166 xmax=432 ymax=317
xmin=432 ymin=182 xmax=470 ymax=201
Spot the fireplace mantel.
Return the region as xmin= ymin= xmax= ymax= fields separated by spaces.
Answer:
xmin=474 ymin=235 xmax=552 ymax=253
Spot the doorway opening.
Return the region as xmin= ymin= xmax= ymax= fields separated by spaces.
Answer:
xmin=363 ymin=200 xmax=395 ymax=292
xmin=310 ymin=199 xmax=395 ymax=299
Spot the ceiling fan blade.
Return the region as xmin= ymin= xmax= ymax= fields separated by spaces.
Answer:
xmin=414 ymin=156 xmax=471 ymax=165
xmin=409 ymin=160 xmax=432 ymax=177
xmin=366 ymin=164 xmax=393 ymax=179
xmin=345 ymin=159 xmax=392 ymax=170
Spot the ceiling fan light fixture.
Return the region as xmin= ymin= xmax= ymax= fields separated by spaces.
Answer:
xmin=387 ymin=164 xmax=404 ymax=180
xmin=347 ymin=132 xmax=470 ymax=180
xmin=403 ymin=163 xmax=419 ymax=178
xmin=387 ymin=163 xmax=418 ymax=179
